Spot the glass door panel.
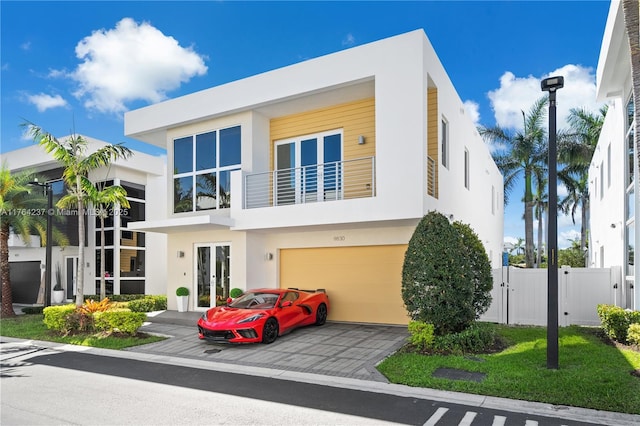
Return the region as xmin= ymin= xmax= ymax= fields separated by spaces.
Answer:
xmin=323 ymin=134 xmax=342 ymax=200
xmin=196 ymin=246 xmax=212 ymax=309
xmin=301 ymin=138 xmax=318 ymax=203
xmin=276 ymin=143 xmax=296 ymax=205
xmin=216 ymin=245 xmax=231 ymax=299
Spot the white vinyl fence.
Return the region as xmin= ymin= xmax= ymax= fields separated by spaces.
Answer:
xmin=481 ymin=266 xmax=622 ymax=326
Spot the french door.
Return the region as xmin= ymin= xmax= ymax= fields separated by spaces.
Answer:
xmin=194 ymin=243 xmax=231 ymax=310
xmin=275 ymin=130 xmax=342 ymax=205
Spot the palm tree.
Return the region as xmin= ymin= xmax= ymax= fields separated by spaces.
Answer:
xmin=25 ymin=125 xmax=132 ymax=307
xmin=84 ymin=182 xmax=130 ymax=300
xmin=479 ymin=97 xmax=548 ymax=267
xmin=514 ymin=237 xmax=525 ymax=255
xmin=0 ymin=165 xmax=68 ymax=316
xmin=558 ymin=106 xmax=607 ymax=261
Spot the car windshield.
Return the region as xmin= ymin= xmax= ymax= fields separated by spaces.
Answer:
xmin=229 ymin=292 xmax=279 ymax=309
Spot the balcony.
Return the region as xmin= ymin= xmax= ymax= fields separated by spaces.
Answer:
xmin=244 ymin=157 xmax=376 ymax=209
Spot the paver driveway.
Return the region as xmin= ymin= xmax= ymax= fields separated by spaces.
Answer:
xmin=127 ymin=311 xmax=408 ymax=382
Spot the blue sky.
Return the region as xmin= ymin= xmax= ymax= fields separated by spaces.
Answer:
xmin=1 ymin=0 xmax=611 ymax=249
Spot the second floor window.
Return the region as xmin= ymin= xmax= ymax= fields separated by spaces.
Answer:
xmin=173 ymin=125 xmax=241 ymax=213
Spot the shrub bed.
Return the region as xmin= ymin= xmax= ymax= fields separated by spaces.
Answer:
xmin=43 ymin=299 xmax=147 ymax=335
xmin=127 ymin=296 xmax=167 ymax=312
xmin=597 ymin=304 xmax=640 ymax=343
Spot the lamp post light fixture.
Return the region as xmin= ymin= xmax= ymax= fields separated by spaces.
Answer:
xmin=29 ymin=179 xmax=53 ymax=308
xmin=541 ymin=75 xmax=564 ymax=370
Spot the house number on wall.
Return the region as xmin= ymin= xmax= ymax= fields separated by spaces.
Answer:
xmin=333 ymin=236 xmax=345 ymax=241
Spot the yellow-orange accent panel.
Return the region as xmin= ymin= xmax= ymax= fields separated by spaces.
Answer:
xmin=427 ymin=88 xmax=439 ymax=198
xmin=280 ymin=245 xmax=409 ymax=324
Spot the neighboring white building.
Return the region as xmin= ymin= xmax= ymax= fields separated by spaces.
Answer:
xmin=3 ymin=137 xmax=167 ymax=303
xmin=589 ymin=0 xmax=638 ymax=310
xmin=125 ymin=30 xmax=504 ymax=324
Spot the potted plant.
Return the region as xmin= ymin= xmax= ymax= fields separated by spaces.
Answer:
xmin=52 ymin=263 xmax=65 ymax=304
xmin=176 ymin=286 xmax=190 ymax=312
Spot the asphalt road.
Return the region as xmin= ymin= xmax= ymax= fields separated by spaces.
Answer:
xmin=1 ymin=344 xmax=607 ymax=426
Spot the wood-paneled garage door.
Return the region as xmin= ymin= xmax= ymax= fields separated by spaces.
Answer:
xmin=279 ymin=245 xmax=409 ymax=324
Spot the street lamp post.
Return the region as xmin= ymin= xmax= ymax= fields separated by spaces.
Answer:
xmin=29 ymin=180 xmax=53 ymax=308
xmin=541 ymin=75 xmax=564 ymax=370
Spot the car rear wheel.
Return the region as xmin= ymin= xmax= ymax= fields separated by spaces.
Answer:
xmin=315 ymin=303 xmax=327 ymax=326
xmin=262 ymin=318 xmax=279 ymax=344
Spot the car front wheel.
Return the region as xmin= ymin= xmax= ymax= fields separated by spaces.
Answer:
xmin=262 ymin=318 xmax=279 ymax=344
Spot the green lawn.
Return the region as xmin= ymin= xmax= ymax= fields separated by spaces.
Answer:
xmin=377 ymin=325 xmax=640 ymax=414
xmin=0 ymin=314 xmax=165 ymax=350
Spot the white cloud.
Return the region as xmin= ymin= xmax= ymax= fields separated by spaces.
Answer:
xmin=26 ymin=93 xmax=68 ymax=112
xmin=342 ymin=33 xmax=355 ymax=47
xmin=70 ymin=18 xmax=207 ymax=114
xmin=487 ymin=64 xmax=601 ymax=131
xmin=559 ymin=229 xmax=581 ymax=246
xmin=20 ymin=41 xmax=31 ymax=51
xmin=463 ymin=100 xmax=480 ymax=126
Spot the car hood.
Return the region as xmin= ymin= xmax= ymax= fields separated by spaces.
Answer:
xmin=204 ymin=306 xmax=267 ymax=323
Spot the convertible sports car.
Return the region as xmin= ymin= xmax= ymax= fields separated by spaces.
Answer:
xmin=197 ymin=288 xmax=329 ymax=344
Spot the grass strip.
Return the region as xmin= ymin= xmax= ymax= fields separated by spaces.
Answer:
xmin=377 ymin=325 xmax=640 ymax=414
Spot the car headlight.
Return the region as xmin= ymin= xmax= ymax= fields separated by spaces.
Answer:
xmin=237 ymin=313 xmax=264 ymax=324
xmin=201 ymin=311 xmax=208 ymax=321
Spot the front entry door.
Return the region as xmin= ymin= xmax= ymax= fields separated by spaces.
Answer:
xmin=64 ymin=256 xmax=78 ymax=300
xmin=195 ymin=243 xmax=231 ymax=310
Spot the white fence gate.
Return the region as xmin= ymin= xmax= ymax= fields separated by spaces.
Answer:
xmin=481 ymin=266 xmax=622 ymax=326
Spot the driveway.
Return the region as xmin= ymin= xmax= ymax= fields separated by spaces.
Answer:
xmin=126 ymin=311 xmax=408 ymax=382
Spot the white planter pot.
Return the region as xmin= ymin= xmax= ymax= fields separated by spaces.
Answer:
xmin=52 ymin=290 xmax=65 ymax=304
xmin=176 ymin=295 xmax=189 ymax=312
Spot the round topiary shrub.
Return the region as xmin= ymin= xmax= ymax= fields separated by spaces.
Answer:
xmin=176 ymin=287 xmax=189 ymax=296
xmin=402 ymin=211 xmax=492 ymax=335
xmin=229 ymin=288 xmax=243 ymax=298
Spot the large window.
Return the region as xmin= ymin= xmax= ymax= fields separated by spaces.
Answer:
xmin=441 ymin=118 xmax=449 ymax=168
xmin=464 ymin=148 xmax=470 ymax=189
xmin=95 ymin=180 xmax=146 ymax=295
xmin=173 ymin=125 xmax=241 ymax=213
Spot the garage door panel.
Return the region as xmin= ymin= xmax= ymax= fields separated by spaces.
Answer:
xmin=280 ymin=245 xmax=408 ymax=324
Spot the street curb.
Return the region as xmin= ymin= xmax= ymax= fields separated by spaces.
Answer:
xmin=2 ymin=336 xmax=639 ymax=426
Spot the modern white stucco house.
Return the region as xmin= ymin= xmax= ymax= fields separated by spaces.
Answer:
xmin=125 ymin=30 xmax=504 ymax=324
xmin=3 ymin=137 xmax=167 ymax=303
xmin=589 ymin=0 xmax=638 ymax=310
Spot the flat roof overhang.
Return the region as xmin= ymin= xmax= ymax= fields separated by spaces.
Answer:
xmin=126 ymin=215 xmax=233 ymax=234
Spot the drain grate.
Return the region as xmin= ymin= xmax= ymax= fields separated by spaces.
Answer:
xmin=204 ymin=348 xmax=222 ymax=354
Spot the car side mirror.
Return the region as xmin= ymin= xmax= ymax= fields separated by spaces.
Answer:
xmin=281 ymin=301 xmax=293 ymax=308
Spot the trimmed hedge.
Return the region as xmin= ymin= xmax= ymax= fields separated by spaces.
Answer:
xmin=42 ymin=302 xmax=147 ymax=335
xmin=597 ymin=304 xmax=640 ymax=343
xmin=43 ymin=304 xmax=77 ymax=331
xmin=628 ymin=323 xmax=640 ymax=347
xmin=127 ymin=296 xmax=167 ymax=312
xmin=407 ymin=321 xmax=435 ymax=351
xmin=94 ymin=311 xmax=147 ymax=335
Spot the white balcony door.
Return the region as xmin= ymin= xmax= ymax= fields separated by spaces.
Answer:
xmin=275 ymin=130 xmax=342 ymax=205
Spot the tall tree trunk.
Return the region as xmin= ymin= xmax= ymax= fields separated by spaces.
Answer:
xmin=581 ymin=196 xmax=589 ymax=267
xmin=0 ymin=223 xmax=16 ymax=317
xmin=100 ymin=213 xmax=106 ymax=301
xmin=537 ymin=205 xmax=543 ymax=268
xmin=524 ymin=170 xmax=535 ymax=268
xmin=76 ymin=175 xmax=85 ymax=308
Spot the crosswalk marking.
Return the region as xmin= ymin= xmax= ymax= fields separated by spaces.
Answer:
xmin=423 ymin=407 xmax=449 ymax=426
xmin=492 ymin=415 xmax=506 ymax=426
xmin=424 ymin=409 xmax=548 ymax=425
xmin=459 ymin=411 xmax=477 ymax=426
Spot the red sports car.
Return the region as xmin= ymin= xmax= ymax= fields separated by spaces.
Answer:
xmin=197 ymin=288 xmax=329 ymax=344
